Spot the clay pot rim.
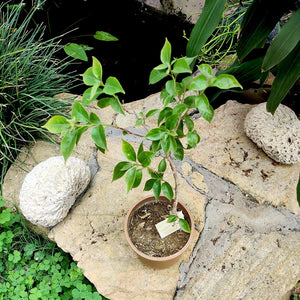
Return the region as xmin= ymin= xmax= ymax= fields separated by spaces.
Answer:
xmin=124 ymin=195 xmax=195 ymax=262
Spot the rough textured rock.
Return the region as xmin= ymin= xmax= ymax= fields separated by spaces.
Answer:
xmin=160 ymin=0 xmax=205 ymax=23
xmin=137 ymin=0 xmax=205 ymax=24
xmin=176 ymin=179 xmax=300 ymax=300
xmin=186 ymin=100 xmax=300 ymax=215
xmin=48 ymin=138 xmax=204 ymax=300
xmin=244 ymin=102 xmax=300 ymax=164
xmin=2 ymin=94 xmax=300 ymax=299
xmin=19 ymin=156 xmax=91 ymax=227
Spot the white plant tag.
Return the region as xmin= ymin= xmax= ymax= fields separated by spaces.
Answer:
xmin=155 ymin=211 xmax=184 ymax=239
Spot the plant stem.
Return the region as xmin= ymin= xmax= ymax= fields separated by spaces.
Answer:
xmin=166 ymin=152 xmax=178 ymax=215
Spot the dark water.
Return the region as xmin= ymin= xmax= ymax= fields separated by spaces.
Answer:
xmin=26 ymin=0 xmax=194 ymax=102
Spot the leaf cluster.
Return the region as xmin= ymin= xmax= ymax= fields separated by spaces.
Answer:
xmin=0 ymin=199 xmax=106 ymax=300
xmin=43 ymin=38 xmax=241 ymax=233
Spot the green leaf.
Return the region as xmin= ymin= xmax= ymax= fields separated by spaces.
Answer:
xmin=153 ymin=179 xmax=161 ymax=201
xmin=167 ymin=215 xmax=178 ymax=223
xmin=187 ymin=75 xmax=208 ymax=91
xmin=263 ymin=9 xmax=300 ymax=71
xmin=103 ymin=77 xmax=125 ymax=95
xmin=195 ymin=93 xmax=214 ymax=122
xmin=149 ymin=68 xmax=169 ymax=84
xmin=184 ymin=115 xmax=194 ymax=132
xmin=98 ymin=97 xmax=113 ymax=108
xmin=122 ymin=139 xmax=136 ymax=162
xmin=64 ymin=43 xmax=88 ymax=61
xmin=42 ymin=116 xmax=70 ymax=134
xmin=132 ymin=169 xmax=143 ymax=188
xmin=137 ymin=151 xmax=156 ymax=168
xmin=186 ymin=0 xmax=227 ymax=62
xmin=110 ymin=97 xmax=125 ymax=115
xmin=162 ymin=182 xmax=173 ymax=201
xmin=144 ymin=178 xmax=156 ymax=191
xmin=93 ymin=31 xmax=118 ymax=41
xmin=237 ymin=0 xmax=293 ymax=60
xmin=198 ymin=64 xmax=213 ymax=77
xmin=165 ymin=114 xmax=178 ymax=130
xmin=89 ymin=112 xmax=100 ymax=125
xmin=266 ymin=42 xmax=300 ymax=114
xmin=161 ymin=136 xmax=170 ymax=154
xmin=158 ymin=158 xmax=167 ymax=173
xmin=125 ymin=167 xmax=137 ymax=193
xmin=145 ymin=128 xmax=167 ymax=141
xmin=91 ymin=125 xmax=107 ymax=150
xmin=82 ymin=87 xmax=103 ymax=105
xmin=165 ymin=80 xmax=177 ymax=96
xmin=0 ymin=209 xmax=11 ymax=224
xmin=218 ymin=55 xmax=264 ymax=87
xmin=179 ymin=219 xmax=191 ymax=233
xmin=150 ymin=140 xmax=161 ymax=152
xmin=137 ymin=142 xmax=144 ymax=157
xmin=163 ymin=94 xmax=175 ymax=106
xmin=161 ymin=38 xmax=171 ymax=66
xmin=173 ymin=142 xmax=184 ymax=161
xmin=169 ymin=136 xmax=178 ymax=153
xmin=112 ymin=162 xmax=134 ymax=181
xmin=92 ymin=56 xmax=103 ymax=81
xmin=71 ymin=102 xmax=89 ymax=123
xmin=187 ymin=130 xmax=200 ymax=148
xmin=82 ymin=67 xmax=100 ymax=86
xmin=61 ymin=130 xmax=77 ymax=162
xmin=176 ymin=119 xmax=184 ymax=137
xmin=154 ymin=63 xmax=169 ymax=70
xmin=146 ymin=109 xmax=160 ymax=118
xmin=210 ymin=74 xmax=242 ymax=90
xmin=135 ymin=118 xmax=143 ymax=126
xmin=172 ymin=57 xmax=192 ymax=74
xmin=158 ymin=107 xmax=172 ymax=125
xmin=173 ymin=103 xmax=188 ymax=116
xmin=75 ymin=126 xmax=89 ymax=145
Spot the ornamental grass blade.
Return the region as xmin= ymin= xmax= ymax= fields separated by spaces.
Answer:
xmin=266 ymin=42 xmax=300 ymax=114
xmin=186 ymin=0 xmax=227 ymax=59
xmin=262 ymin=9 xmax=300 ymax=71
xmin=237 ymin=0 xmax=294 ymax=61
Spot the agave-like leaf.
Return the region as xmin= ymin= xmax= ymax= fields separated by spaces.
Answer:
xmin=266 ymin=42 xmax=300 ymax=114
xmin=262 ymin=9 xmax=300 ymax=71
xmin=237 ymin=0 xmax=295 ymax=60
xmin=186 ymin=0 xmax=227 ymax=61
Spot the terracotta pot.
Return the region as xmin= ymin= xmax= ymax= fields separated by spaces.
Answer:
xmin=124 ymin=196 xmax=194 ymax=269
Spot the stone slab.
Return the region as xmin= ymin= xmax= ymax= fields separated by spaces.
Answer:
xmin=176 ymin=178 xmax=300 ymax=299
xmin=186 ymin=100 xmax=300 ymax=215
xmin=48 ymin=138 xmax=205 ymax=300
xmin=2 ymin=94 xmax=300 ymax=299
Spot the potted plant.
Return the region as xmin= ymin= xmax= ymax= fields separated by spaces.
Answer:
xmin=43 ymin=38 xmax=242 ymax=268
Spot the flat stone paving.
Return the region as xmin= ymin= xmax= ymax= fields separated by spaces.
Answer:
xmin=3 ymin=94 xmax=300 ymax=299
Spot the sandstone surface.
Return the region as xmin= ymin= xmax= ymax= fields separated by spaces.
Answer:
xmin=2 ymin=94 xmax=300 ymax=299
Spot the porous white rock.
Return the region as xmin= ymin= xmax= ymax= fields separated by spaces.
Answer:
xmin=19 ymin=156 xmax=91 ymax=227
xmin=244 ymin=102 xmax=300 ymax=164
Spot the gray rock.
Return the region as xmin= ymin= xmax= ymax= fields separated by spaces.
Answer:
xmin=176 ymin=180 xmax=300 ymax=300
xmin=19 ymin=156 xmax=91 ymax=227
xmin=244 ymin=102 xmax=300 ymax=164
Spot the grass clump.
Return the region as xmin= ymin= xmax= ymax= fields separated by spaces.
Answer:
xmin=0 ymin=2 xmax=77 ymax=188
xmin=0 ymin=198 xmax=106 ymax=299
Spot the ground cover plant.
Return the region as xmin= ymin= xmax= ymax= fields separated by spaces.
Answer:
xmin=0 ymin=2 xmax=77 ymax=189
xmin=0 ymin=198 xmax=106 ymax=299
